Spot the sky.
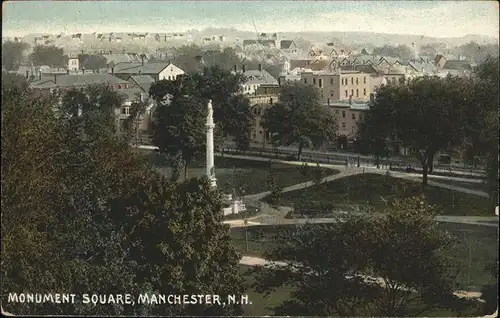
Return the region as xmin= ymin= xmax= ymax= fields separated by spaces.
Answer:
xmin=2 ymin=1 xmax=499 ymax=38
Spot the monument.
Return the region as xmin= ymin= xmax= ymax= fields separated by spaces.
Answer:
xmin=206 ymin=99 xmax=217 ymax=188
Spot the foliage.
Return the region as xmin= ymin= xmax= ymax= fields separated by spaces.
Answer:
xmin=152 ymin=94 xmax=208 ymax=180
xmin=172 ymin=44 xmax=241 ymax=73
xmin=454 ymin=41 xmax=499 ymax=63
xmin=2 ymin=82 xmax=244 ymax=316
xmin=2 ymin=40 xmax=30 ymax=71
xmin=252 ymin=196 xmax=472 ymax=316
xmin=480 ymin=259 xmax=499 ymax=315
xmin=372 ymin=44 xmax=414 ymax=59
xmin=360 ymin=76 xmax=473 ymax=185
xmin=464 ymin=57 xmax=499 ymax=204
xmin=149 ymin=65 xmax=253 ymax=151
xmin=29 ymin=45 xmax=69 ymax=68
xmin=123 ymin=97 xmax=149 ymax=144
xmin=266 ymin=167 xmax=284 ymax=204
xmin=78 ymin=54 xmax=108 ymax=70
xmin=262 ymin=82 xmax=337 ymax=160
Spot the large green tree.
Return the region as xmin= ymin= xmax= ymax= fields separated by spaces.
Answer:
xmin=2 ymin=81 xmax=244 ymax=316
xmin=360 ymin=76 xmax=472 ymax=185
xmin=2 ymin=40 xmax=30 ymax=71
xmin=78 ymin=53 xmax=108 ymax=71
xmin=253 ymin=196 xmax=476 ymax=316
xmin=262 ymin=81 xmax=337 ymax=160
xmin=150 ymin=66 xmax=253 ymax=151
xmin=29 ymin=45 xmax=68 ymax=68
xmin=463 ymin=57 xmax=499 ymax=205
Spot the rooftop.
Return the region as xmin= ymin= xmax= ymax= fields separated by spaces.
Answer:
xmin=30 ymin=73 xmax=129 ymax=89
xmin=111 ymin=62 xmax=175 ymax=75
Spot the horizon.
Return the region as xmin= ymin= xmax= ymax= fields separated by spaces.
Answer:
xmin=2 ymin=1 xmax=499 ymax=39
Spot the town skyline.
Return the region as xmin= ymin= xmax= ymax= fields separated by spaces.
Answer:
xmin=2 ymin=1 xmax=499 ymax=38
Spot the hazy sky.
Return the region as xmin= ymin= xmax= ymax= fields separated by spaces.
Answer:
xmin=2 ymin=1 xmax=499 ymax=38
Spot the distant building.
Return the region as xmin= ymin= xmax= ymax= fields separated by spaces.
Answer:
xmin=248 ymin=85 xmax=281 ymax=146
xmin=110 ymin=62 xmax=185 ymax=82
xmin=232 ymin=64 xmax=279 ymax=95
xmin=434 ymin=54 xmax=447 ymax=69
xmin=301 ymin=70 xmax=373 ymax=104
xmin=67 ymin=57 xmax=79 ymax=71
xmin=327 ymin=100 xmax=370 ymax=148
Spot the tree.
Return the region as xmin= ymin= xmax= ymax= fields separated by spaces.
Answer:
xmin=149 ymin=66 xmax=253 ymax=151
xmin=262 ymin=82 xmax=337 ymax=160
xmin=360 ymin=76 xmax=472 ymax=185
xmin=253 ymin=196 xmax=471 ymax=316
xmin=2 ymin=81 xmax=244 ymax=316
xmin=266 ymin=166 xmax=284 ymax=204
xmin=29 ymin=45 xmax=68 ymax=68
xmin=123 ymin=96 xmax=149 ymax=145
xmin=78 ymin=54 xmax=108 ymax=71
xmin=152 ymin=94 xmax=208 ymax=180
xmin=372 ymin=44 xmax=413 ymax=59
xmin=463 ymin=57 xmax=499 ymax=205
xmin=480 ymin=259 xmax=498 ymax=315
xmin=2 ymin=40 xmax=30 ymax=71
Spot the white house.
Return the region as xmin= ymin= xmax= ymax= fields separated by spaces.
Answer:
xmin=111 ymin=62 xmax=185 ymax=82
xmin=67 ymin=57 xmax=79 ymax=71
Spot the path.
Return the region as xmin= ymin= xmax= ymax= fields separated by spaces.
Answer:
xmin=239 ymin=256 xmax=484 ymax=300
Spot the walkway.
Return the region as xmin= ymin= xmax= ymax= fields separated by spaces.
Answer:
xmin=239 ymin=256 xmax=483 ymax=300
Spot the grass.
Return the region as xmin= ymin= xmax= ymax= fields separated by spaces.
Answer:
xmin=231 ymin=223 xmax=498 ymax=292
xmin=266 ymin=173 xmax=494 ymax=217
xmin=431 ymin=178 xmax=490 ymax=192
xmin=239 ymin=263 xmax=482 ymax=316
xmin=141 ymin=149 xmax=337 ymax=195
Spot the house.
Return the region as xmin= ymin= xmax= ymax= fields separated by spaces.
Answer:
xmin=434 ymin=54 xmax=447 ymax=69
xmin=29 ymin=73 xmax=132 ymax=94
xmin=110 ymin=61 xmax=185 ymax=82
xmin=67 ymin=57 xmax=79 ymax=71
xmin=248 ymin=85 xmax=281 ymax=146
xmin=327 ymin=100 xmax=370 ymax=148
xmin=280 ymin=40 xmax=297 ymax=51
xmin=284 ymin=59 xmax=330 ymax=75
xmin=127 ymin=75 xmax=156 ymax=95
xmin=115 ymin=87 xmax=156 ymax=133
xmin=442 ymin=60 xmax=472 ymax=71
xmin=232 ymin=64 xmax=279 ymax=95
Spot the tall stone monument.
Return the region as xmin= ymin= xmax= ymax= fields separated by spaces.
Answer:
xmin=206 ymin=99 xmax=217 ymax=188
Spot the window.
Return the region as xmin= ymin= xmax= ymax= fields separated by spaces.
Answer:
xmin=330 ymin=77 xmax=334 ymax=84
xmin=259 ymin=131 xmax=263 ymax=135
xmin=318 ymin=78 xmax=323 ymax=88
xmin=327 ymin=98 xmax=330 ymax=105
xmin=356 ymin=89 xmax=359 ymax=97
xmin=330 ymin=90 xmax=334 ymax=97
xmin=342 ymin=111 xmax=346 ymax=118
xmin=121 ymin=107 xmax=130 ymax=115
xmin=304 ymin=78 xmax=307 ymax=84
xmin=352 ymin=113 xmax=356 ymax=120
xmin=118 ymin=85 xmax=122 ymax=89
xmin=392 ymin=77 xmax=396 ymax=84
xmin=356 ymin=78 xmax=359 ymax=85
xmin=351 ymin=89 xmax=354 ymax=97
xmin=363 ymin=88 xmax=366 ymax=96
xmin=351 ymin=77 xmax=353 ymax=84
xmin=363 ymin=77 xmax=366 ymax=84
xmin=313 ymin=78 xmax=316 ymax=85
xmin=269 ymin=97 xmax=273 ymax=105
xmin=345 ymin=90 xmax=348 ymax=98
xmin=342 ymin=122 xmax=346 ymax=128
xmin=359 ymin=114 xmax=363 ymax=121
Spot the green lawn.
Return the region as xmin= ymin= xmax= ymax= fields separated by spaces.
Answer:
xmin=239 ymin=264 xmax=482 ymax=316
xmin=141 ymin=149 xmax=337 ymax=195
xmin=231 ymin=223 xmax=498 ymax=292
xmin=431 ymin=178 xmax=490 ymax=192
xmin=266 ymin=173 xmax=494 ymax=216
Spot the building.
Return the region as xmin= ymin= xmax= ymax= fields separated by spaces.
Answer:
xmin=233 ymin=64 xmax=279 ymax=95
xmin=110 ymin=61 xmax=185 ymax=82
xmin=300 ymin=70 xmax=373 ymax=104
xmin=434 ymin=54 xmax=447 ymax=69
xmin=327 ymin=100 xmax=370 ymax=149
xmin=248 ymin=85 xmax=281 ymax=146
xmin=67 ymin=57 xmax=79 ymax=71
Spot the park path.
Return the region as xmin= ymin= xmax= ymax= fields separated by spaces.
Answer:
xmin=223 ymin=152 xmax=490 ymax=200
xmin=239 ymin=256 xmax=484 ymax=300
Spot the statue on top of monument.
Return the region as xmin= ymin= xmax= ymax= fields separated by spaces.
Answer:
xmin=207 ymin=99 xmax=213 ymax=123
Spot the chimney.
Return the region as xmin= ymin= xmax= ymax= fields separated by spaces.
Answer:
xmin=242 ymin=64 xmax=246 ymax=73
xmin=258 ymin=64 xmax=262 ymax=71
xmin=234 ymin=65 xmax=237 ymax=73
xmin=111 ymin=67 xmax=114 ymax=75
